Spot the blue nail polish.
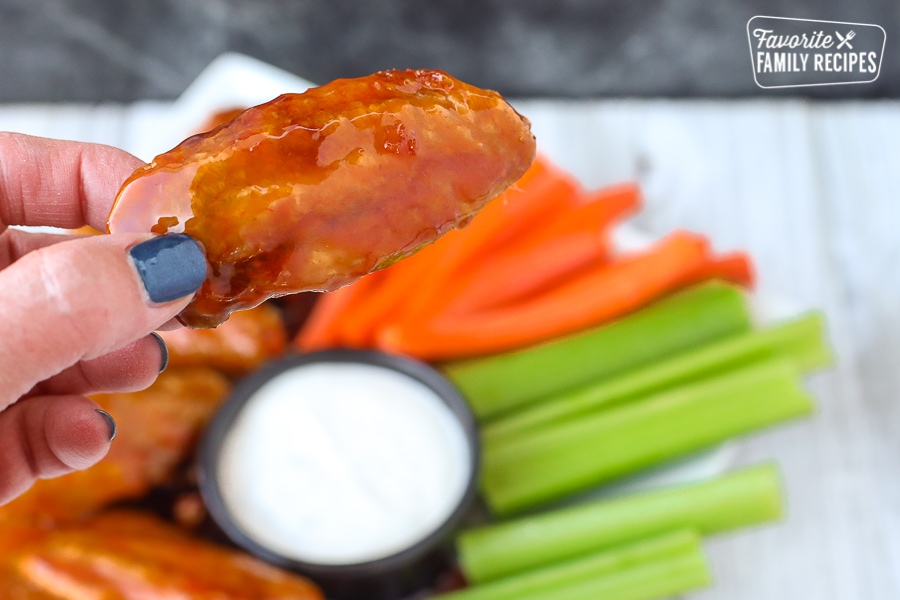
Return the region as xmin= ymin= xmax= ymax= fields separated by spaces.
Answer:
xmin=130 ymin=234 xmax=206 ymax=303
xmin=95 ymin=409 xmax=117 ymax=442
xmin=150 ymin=332 xmax=169 ymax=373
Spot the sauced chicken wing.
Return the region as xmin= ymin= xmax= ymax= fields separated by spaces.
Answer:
xmin=0 ymin=369 xmax=230 ymax=522
xmin=160 ymin=303 xmax=287 ymax=376
xmin=0 ymin=511 xmax=322 ymax=599
xmin=108 ymin=69 xmax=536 ymax=328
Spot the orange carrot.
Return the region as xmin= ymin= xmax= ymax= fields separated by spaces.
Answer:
xmin=334 ymin=235 xmax=460 ymax=347
xmin=377 ymin=232 xmax=711 ymax=361
xmin=446 ymin=234 xmax=607 ymax=315
xmin=294 ymin=273 xmax=382 ymax=351
xmin=383 ymin=161 xmax=582 ymax=332
xmin=677 ymin=252 xmax=755 ymax=289
xmin=575 ymin=182 xmax=642 ymax=221
xmin=492 ymin=182 xmax=641 ymax=261
xmin=445 ymin=183 xmax=642 ymax=313
xmin=327 ymin=268 xmax=400 ymax=346
xmin=476 ymin=163 xmax=583 ymax=254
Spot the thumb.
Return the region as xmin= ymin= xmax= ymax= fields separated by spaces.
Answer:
xmin=0 ymin=232 xmax=206 ymax=409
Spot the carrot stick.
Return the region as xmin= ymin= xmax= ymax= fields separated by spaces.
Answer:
xmin=418 ymin=170 xmax=580 ymax=300
xmin=483 ymin=182 xmax=641 ymax=268
xmin=335 ymin=235 xmax=460 ymax=347
xmin=377 ymin=232 xmax=711 ymax=361
xmin=294 ymin=273 xmax=382 ymax=351
xmin=446 ymin=184 xmax=642 ymax=313
xmin=677 ymin=252 xmax=755 ymax=289
xmin=485 ymin=169 xmax=583 ymax=252
xmin=326 ymin=268 xmax=400 ymax=347
xmin=475 ymin=163 xmax=583 ymax=255
xmin=379 ymin=160 xmax=582 ymax=335
xmin=446 ymin=235 xmax=607 ymax=314
xmin=573 ymin=182 xmax=642 ymax=215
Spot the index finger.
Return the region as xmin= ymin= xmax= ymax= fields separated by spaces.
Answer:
xmin=0 ymin=133 xmax=144 ymax=231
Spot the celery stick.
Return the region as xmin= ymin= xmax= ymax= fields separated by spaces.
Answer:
xmin=459 ymin=463 xmax=781 ymax=583
xmin=443 ymin=282 xmax=751 ymax=420
xmin=483 ymin=359 xmax=810 ymax=514
xmin=440 ymin=530 xmax=699 ymax=600
xmin=484 ymin=311 xmax=830 ymax=446
xmin=539 ymin=549 xmax=710 ymax=600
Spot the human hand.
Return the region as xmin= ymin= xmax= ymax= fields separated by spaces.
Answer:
xmin=0 ymin=133 xmax=207 ymax=505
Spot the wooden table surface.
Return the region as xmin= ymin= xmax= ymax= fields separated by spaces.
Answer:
xmin=1 ymin=98 xmax=897 ymax=599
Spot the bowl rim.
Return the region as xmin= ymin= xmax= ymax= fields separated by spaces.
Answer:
xmin=197 ymin=348 xmax=481 ymax=578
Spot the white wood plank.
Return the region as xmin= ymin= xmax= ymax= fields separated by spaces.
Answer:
xmin=513 ymin=99 xmax=900 ymax=599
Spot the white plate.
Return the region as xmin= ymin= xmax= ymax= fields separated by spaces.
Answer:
xmin=127 ymin=53 xmax=316 ymax=162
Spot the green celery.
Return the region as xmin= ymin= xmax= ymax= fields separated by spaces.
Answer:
xmin=483 ymin=359 xmax=811 ymax=514
xmin=459 ymin=463 xmax=782 ymax=583
xmin=484 ymin=311 xmax=830 ymax=447
xmin=538 ymin=549 xmax=710 ymax=600
xmin=439 ymin=530 xmax=700 ymax=600
xmin=443 ymin=282 xmax=751 ymax=420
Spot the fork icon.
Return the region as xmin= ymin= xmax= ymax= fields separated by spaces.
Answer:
xmin=836 ymin=30 xmax=856 ymax=49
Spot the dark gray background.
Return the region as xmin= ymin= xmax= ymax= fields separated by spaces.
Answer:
xmin=1 ymin=0 xmax=895 ymax=102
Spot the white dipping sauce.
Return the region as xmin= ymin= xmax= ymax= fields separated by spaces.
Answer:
xmin=216 ymin=362 xmax=472 ymax=565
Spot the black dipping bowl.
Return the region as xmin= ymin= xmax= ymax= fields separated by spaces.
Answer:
xmin=197 ymin=350 xmax=480 ymax=600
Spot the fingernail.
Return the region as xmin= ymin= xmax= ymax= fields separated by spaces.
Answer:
xmin=150 ymin=332 xmax=169 ymax=373
xmin=129 ymin=234 xmax=206 ymax=303
xmin=95 ymin=409 xmax=117 ymax=442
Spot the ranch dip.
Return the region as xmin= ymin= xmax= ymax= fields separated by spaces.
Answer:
xmin=216 ymin=361 xmax=472 ymax=565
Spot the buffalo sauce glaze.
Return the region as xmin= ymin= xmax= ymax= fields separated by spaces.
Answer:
xmin=108 ymin=69 xmax=536 ymax=328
